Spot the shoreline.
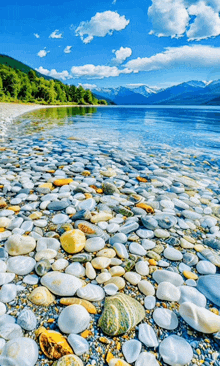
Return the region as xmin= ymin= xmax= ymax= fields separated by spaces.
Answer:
xmin=0 ymin=102 xmax=106 ymax=124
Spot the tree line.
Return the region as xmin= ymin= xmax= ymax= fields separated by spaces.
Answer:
xmin=0 ymin=64 xmax=107 ymax=105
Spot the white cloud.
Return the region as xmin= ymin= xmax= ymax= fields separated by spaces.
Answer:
xmin=64 ymin=46 xmax=72 ymax=53
xmin=148 ymin=0 xmax=189 ymax=38
xmin=35 ymin=67 xmax=71 ymax=80
xmin=112 ymin=47 xmax=132 ymax=64
xmin=75 ymin=11 xmax=130 ymax=43
xmin=34 ymin=33 xmax=40 ymax=38
xmin=148 ymin=0 xmax=220 ymax=40
xmin=71 ymin=64 xmax=132 ymax=79
xmin=187 ymin=1 xmax=220 ymax=40
xmin=125 ymin=45 xmax=220 ymax=72
xmin=37 ymin=49 xmax=50 ymax=58
xmin=78 ymin=83 xmax=97 ymax=89
xmin=49 ymin=30 xmax=63 ymax=39
xmin=112 ymin=0 xmax=117 ymax=3
xmin=36 ymin=66 xmax=50 ymax=75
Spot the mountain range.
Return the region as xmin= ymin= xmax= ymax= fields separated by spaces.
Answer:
xmin=1 ymin=54 xmax=220 ymax=105
xmin=91 ymin=80 xmax=220 ymax=105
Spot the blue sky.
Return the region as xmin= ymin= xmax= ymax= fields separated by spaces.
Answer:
xmin=1 ymin=0 xmax=220 ymax=88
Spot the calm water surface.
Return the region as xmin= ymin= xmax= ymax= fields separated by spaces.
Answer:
xmin=12 ymin=106 xmax=220 ymax=156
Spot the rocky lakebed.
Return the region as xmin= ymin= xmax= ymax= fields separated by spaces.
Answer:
xmin=0 ymin=105 xmax=219 ymax=366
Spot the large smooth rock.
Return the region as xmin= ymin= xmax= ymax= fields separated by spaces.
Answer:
xmin=179 ymin=302 xmax=220 ymax=333
xmin=196 ymin=261 xmax=216 ymax=275
xmin=58 ymin=305 xmax=90 ymax=334
xmin=5 ymin=235 xmax=36 ymax=255
xmin=41 ymin=272 xmax=83 ymax=296
xmin=197 ymin=275 xmax=220 ymax=307
xmin=156 ymin=282 xmax=180 ymax=302
xmin=1 ymin=337 xmax=38 ymax=366
xmin=99 ymin=293 xmax=145 ymax=336
xmin=153 ymin=270 xmax=184 ymax=286
xmin=178 ymin=286 xmax=206 ymax=307
xmin=159 ymin=335 xmax=193 ymax=366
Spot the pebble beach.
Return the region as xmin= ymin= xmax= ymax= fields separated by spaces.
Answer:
xmin=0 ymin=103 xmax=220 ymax=366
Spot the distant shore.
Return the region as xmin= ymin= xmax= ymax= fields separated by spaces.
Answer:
xmin=0 ymin=102 xmax=106 ymax=124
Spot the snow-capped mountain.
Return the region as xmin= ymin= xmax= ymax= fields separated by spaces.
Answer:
xmin=90 ymin=80 xmax=220 ymax=105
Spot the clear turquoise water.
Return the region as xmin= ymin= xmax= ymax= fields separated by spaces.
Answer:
xmin=14 ymin=105 xmax=220 ymax=156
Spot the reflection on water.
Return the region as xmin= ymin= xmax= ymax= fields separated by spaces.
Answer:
xmin=12 ymin=106 xmax=97 ymax=135
xmin=8 ymin=105 xmax=220 ymax=156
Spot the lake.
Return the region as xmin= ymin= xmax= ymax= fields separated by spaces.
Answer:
xmin=5 ymin=105 xmax=220 ymax=162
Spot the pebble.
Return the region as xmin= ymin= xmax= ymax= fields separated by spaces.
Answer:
xmin=135 ymin=352 xmax=159 ymax=366
xmin=104 ymin=283 xmax=118 ymax=295
xmin=85 ymin=237 xmax=105 ymax=252
xmin=153 ymin=308 xmax=178 ymax=329
xmin=5 ymin=234 xmax=36 ymax=255
xmin=179 ymin=286 xmax=206 ymax=307
xmin=144 ymin=295 xmax=156 ymax=309
xmin=65 ymin=262 xmax=86 ymax=277
xmin=154 ymin=229 xmax=170 ymax=238
xmin=156 ymin=281 xmax=181 ymax=302
xmin=196 ymin=260 xmax=216 ymax=275
xmin=113 ymin=243 xmax=129 ymax=259
xmin=77 ymin=284 xmax=105 ymax=301
xmin=60 ymin=229 xmax=86 ymax=254
xmin=67 ymin=334 xmax=89 ymax=355
xmin=1 ymin=337 xmax=39 ymax=366
xmin=0 ymin=284 xmax=17 ymax=303
xmin=163 ymin=246 xmax=183 ymax=261
xmin=135 ymin=261 xmax=149 ymax=276
xmin=138 ymin=323 xmax=158 ymax=347
xmin=159 ymin=335 xmax=193 ymax=366
xmin=41 ymin=271 xmax=83 ymax=296
xmin=28 ymin=286 xmax=55 ymax=306
xmin=122 ymin=339 xmax=142 ymax=363
xmin=17 ymin=308 xmax=37 ymax=331
xmin=153 ymin=270 xmax=184 ymax=286
xmin=7 ymin=256 xmax=36 ymax=275
xmin=129 ymin=242 xmax=146 ymax=256
xmin=91 ymin=257 xmax=111 ymax=269
xmin=58 ymin=304 xmax=90 ymax=334
xmin=85 ymin=262 xmax=96 ymax=280
xmin=138 ymin=280 xmax=155 ymax=296
xmin=124 ymin=272 xmax=141 ymax=285
xmin=197 ymin=274 xmax=220 ymax=306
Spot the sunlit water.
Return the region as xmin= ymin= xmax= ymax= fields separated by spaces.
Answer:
xmin=7 ymin=105 xmax=220 ymax=158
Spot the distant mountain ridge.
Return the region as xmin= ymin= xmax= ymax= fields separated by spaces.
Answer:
xmin=90 ymin=80 xmax=220 ymax=105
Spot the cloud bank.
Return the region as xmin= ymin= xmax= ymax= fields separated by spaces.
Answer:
xmin=148 ymin=0 xmax=220 ymax=40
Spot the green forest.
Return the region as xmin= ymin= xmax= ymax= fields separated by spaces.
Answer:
xmin=0 ymin=64 xmax=107 ymax=105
